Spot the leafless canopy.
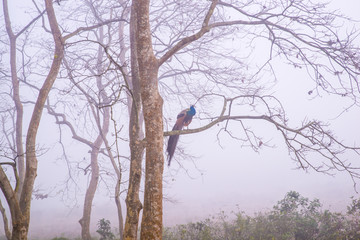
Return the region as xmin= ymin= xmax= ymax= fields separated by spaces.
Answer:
xmin=158 ymin=0 xmax=360 ymax=185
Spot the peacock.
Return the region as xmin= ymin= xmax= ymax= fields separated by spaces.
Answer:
xmin=167 ymin=105 xmax=196 ymax=166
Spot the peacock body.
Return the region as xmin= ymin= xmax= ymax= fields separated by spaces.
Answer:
xmin=167 ymin=105 xmax=196 ymax=166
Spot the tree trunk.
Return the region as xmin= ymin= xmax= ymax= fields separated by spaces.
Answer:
xmin=0 ymin=167 xmax=23 ymax=240
xmin=133 ymin=1 xmax=165 ymax=239
xmin=102 ymin=123 xmax=124 ymax=240
xmin=115 ymin=6 xmax=130 ymax=238
xmin=138 ymin=73 xmax=163 ymax=240
xmin=1 ymin=0 xmax=63 ymax=237
xmin=115 ymin=180 xmax=124 ymax=240
xmin=138 ymin=63 xmax=163 ymax=239
xmin=17 ymin=0 xmax=64 ymax=239
xmin=79 ymin=144 xmax=100 ymax=240
xmin=79 ymin=29 xmax=111 ymax=238
xmin=0 ymin=199 xmax=11 ymax=240
xmin=1 ymin=1 xmax=24 ymax=238
xmin=3 ymin=0 xmax=25 ymax=201
xmin=123 ymin=3 xmax=145 ymax=239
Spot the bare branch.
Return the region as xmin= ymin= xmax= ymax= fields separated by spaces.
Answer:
xmin=158 ymin=0 xmax=219 ymax=66
xmin=165 ymin=93 xmax=360 ymax=185
xmin=16 ymin=9 xmax=46 ymax=38
xmin=63 ymin=18 xmax=129 ymax=41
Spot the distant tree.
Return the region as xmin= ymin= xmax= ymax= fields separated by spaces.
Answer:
xmin=1 ymin=0 xmax=125 ymax=239
xmin=47 ymin=1 xmax=128 ymax=238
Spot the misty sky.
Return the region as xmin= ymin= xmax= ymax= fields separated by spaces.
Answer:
xmin=166 ymin=0 xmax=360 ymax=226
xmin=1 ymin=0 xmax=360 ymax=239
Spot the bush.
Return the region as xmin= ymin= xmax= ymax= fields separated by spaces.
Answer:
xmin=163 ymin=191 xmax=360 ymax=240
xmin=96 ymin=218 xmax=115 ymax=240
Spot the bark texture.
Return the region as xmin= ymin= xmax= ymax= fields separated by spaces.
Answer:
xmin=133 ymin=1 xmax=165 ymax=239
xmin=123 ymin=3 xmax=145 ymax=239
xmin=0 ymin=199 xmax=11 ymax=240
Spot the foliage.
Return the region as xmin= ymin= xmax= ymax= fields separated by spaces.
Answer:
xmin=163 ymin=191 xmax=360 ymax=240
xmin=96 ymin=218 xmax=115 ymax=240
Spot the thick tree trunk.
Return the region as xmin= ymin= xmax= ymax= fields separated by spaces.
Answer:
xmin=138 ymin=74 xmax=163 ymax=240
xmin=10 ymin=222 xmax=27 ymax=240
xmin=0 ymin=167 xmax=23 ymax=240
xmin=133 ymin=1 xmax=165 ymax=239
xmin=139 ymin=68 xmax=163 ymax=240
xmin=123 ymin=3 xmax=145 ymax=239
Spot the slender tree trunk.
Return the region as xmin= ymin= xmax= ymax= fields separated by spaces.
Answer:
xmin=115 ymin=180 xmax=124 ymax=240
xmin=1 ymin=1 xmax=23 ymax=238
xmin=0 ymin=199 xmax=11 ymax=240
xmin=79 ymin=28 xmax=112 ymax=238
xmin=133 ymin=1 xmax=165 ymax=239
xmin=79 ymin=142 xmax=101 ymax=240
xmin=115 ymin=7 xmax=130 ymax=238
xmin=13 ymin=1 xmax=64 ymax=239
xmin=123 ymin=2 xmax=145 ymax=239
xmin=2 ymin=0 xmax=25 ymax=201
xmin=101 ymin=103 xmax=124 ymax=240
xmin=101 ymin=118 xmax=124 ymax=240
xmin=102 ymin=134 xmax=124 ymax=240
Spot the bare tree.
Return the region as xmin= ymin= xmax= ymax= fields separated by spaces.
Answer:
xmin=1 ymin=1 xmax=359 ymax=240
xmin=125 ymin=0 xmax=360 ymax=239
xmin=0 ymin=0 xmax=63 ymax=239
xmin=44 ymin=1 xmax=130 ymax=239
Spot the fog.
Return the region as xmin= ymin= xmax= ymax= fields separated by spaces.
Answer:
xmin=1 ymin=0 xmax=360 ymax=239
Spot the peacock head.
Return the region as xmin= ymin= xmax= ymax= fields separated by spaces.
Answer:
xmin=188 ymin=105 xmax=196 ymax=116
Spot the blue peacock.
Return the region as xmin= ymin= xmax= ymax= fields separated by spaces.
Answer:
xmin=167 ymin=105 xmax=196 ymax=166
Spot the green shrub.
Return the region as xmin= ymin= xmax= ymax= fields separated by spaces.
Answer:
xmin=163 ymin=191 xmax=360 ymax=240
xmin=96 ymin=218 xmax=115 ymax=240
